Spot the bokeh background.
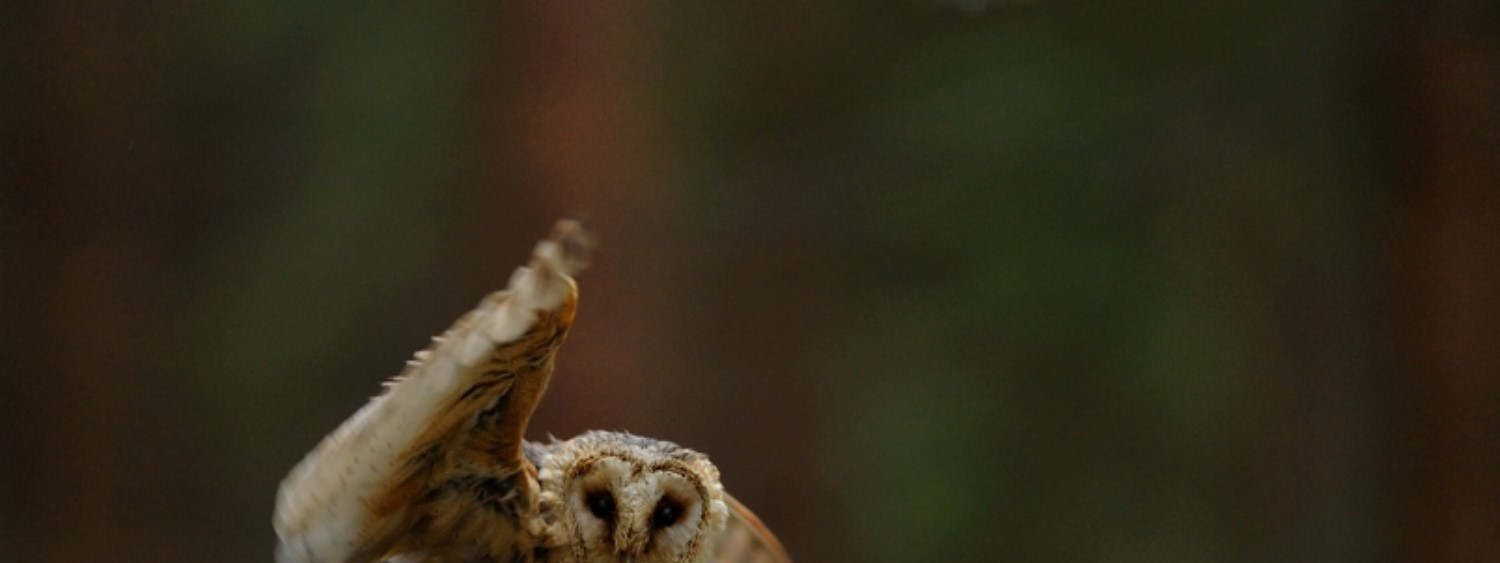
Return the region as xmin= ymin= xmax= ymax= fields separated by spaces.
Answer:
xmin=2 ymin=2 xmax=1497 ymax=563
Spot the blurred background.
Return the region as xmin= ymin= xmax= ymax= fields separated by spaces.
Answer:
xmin=2 ymin=2 xmax=1497 ymax=563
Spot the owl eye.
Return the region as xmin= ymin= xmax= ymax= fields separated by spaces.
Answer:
xmin=650 ymin=498 xmax=682 ymax=528
xmin=585 ymin=490 xmax=616 ymax=521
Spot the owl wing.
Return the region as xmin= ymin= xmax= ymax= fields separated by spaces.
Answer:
xmin=713 ymin=494 xmax=794 ymax=563
xmin=274 ymin=221 xmax=592 ymax=563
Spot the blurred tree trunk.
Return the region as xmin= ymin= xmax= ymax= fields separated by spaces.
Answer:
xmin=1392 ymin=1 xmax=1500 ymax=561
xmin=468 ymin=5 xmax=666 ymax=437
xmin=0 ymin=4 xmax=209 ymax=562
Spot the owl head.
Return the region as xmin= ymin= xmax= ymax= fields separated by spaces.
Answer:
xmin=535 ymin=431 xmax=730 ymax=563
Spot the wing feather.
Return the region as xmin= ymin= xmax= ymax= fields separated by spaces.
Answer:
xmin=713 ymin=494 xmax=794 ymax=563
xmin=274 ymin=221 xmax=592 ymax=563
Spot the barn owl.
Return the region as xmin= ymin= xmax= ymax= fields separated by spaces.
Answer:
xmin=273 ymin=220 xmax=792 ymax=563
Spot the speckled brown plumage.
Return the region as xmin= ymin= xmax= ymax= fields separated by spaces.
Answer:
xmin=273 ymin=221 xmax=791 ymax=563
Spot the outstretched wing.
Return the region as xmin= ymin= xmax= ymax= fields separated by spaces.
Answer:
xmin=274 ymin=221 xmax=592 ymax=563
xmin=713 ymin=494 xmax=794 ymax=563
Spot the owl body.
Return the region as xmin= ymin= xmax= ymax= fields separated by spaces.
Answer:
xmin=274 ymin=222 xmax=789 ymax=563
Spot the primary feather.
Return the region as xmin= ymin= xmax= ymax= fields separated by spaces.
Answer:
xmin=274 ymin=221 xmax=591 ymax=563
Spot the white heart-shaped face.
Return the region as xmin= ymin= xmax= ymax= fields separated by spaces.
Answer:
xmin=566 ymin=456 xmax=713 ymax=563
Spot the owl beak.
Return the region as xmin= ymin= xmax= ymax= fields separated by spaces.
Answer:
xmin=614 ymin=525 xmax=647 ymax=561
xmin=616 ymin=546 xmax=640 ymax=563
